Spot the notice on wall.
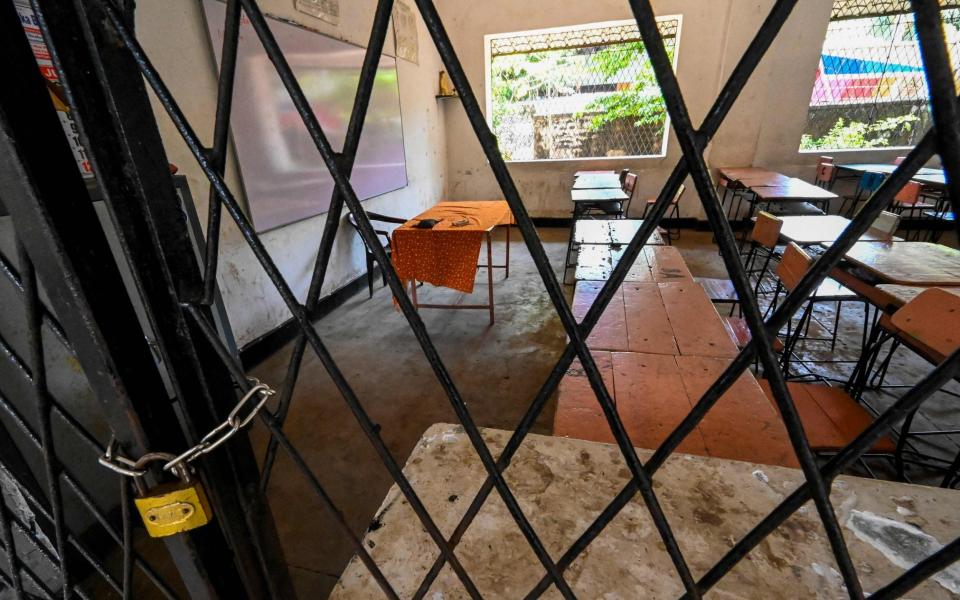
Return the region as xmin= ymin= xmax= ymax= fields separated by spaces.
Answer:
xmin=295 ymin=0 xmax=339 ymax=25
xmin=14 ymin=0 xmax=94 ymax=179
xmin=393 ymin=1 xmax=418 ymax=65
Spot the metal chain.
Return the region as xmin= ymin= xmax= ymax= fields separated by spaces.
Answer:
xmin=98 ymin=378 xmax=275 ymax=478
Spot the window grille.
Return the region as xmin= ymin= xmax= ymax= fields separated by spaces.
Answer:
xmin=3 ymin=0 xmax=960 ymax=597
xmin=486 ymin=17 xmax=680 ymax=161
xmin=801 ymin=1 xmax=960 ymax=151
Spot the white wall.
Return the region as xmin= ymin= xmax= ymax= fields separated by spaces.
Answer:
xmin=136 ymin=0 xmax=446 ymax=347
xmin=436 ymin=0 xmax=936 ymax=218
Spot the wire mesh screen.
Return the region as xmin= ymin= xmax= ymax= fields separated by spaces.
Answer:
xmin=801 ymin=2 xmax=960 ymax=151
xmin=4 ymin=0 xmax=960 ymax=598
xmin=488 ymin=17 xmax=679 ymax=160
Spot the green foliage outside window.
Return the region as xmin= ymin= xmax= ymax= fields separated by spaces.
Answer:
xmin=799 ymin=114 xmax=920 ymax=151
xmin=577 ymin=42 xmax=671 ymax=132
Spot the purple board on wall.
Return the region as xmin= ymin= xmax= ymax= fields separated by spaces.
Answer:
xmin=202 ymin=0 xmax=407 ymax=233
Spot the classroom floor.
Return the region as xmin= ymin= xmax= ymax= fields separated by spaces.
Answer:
xmin=247 ymin=226 xmax=959 ymax=597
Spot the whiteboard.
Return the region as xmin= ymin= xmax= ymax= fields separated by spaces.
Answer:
xmin=202 ymin=0 xmax=408 ymax=232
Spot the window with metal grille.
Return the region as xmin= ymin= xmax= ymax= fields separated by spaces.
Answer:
xmin=800 ymin=0 xmax=960 ymax=152
xmin=484 ymin=17 xmax=681 ymax=161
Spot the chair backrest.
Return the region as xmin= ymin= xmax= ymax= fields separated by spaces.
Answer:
xmin=871 ymin=210 xmax=901 ymax=235
xmin=620 ymin=172 xmax=639 ymax=217
xmin=775 ymin=242 xmax=812 ymax=291
xmin=619 ymin=169 xmax=630 ymax=186
xmin=751 ymin=211 xmax=783 ymax=250
xmin=859 ymin=171 xmax=886 ymax=194
xmin=893 ymin=156 xmax=907 ymax=165
xmin=894 ymin=180 xmax=923 ymax=204
xmin=814 ymin=163 xmax=835 ymax=188
xmin=622 ymin=172 xmax=638 ymax=195
xmin=818 ymin=155 xmax=834 ymax=165
xmin=891 ymin=288 xmax=960 ymax=358
xmin=671 ymin=183 xmax=686 ymax=205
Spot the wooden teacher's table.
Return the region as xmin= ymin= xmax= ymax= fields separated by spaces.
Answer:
xmin=391 ymin=200 xmax=513 ymax=324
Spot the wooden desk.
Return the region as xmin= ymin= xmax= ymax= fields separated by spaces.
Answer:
xmin=717 ymin=166 xmax=777 ymax=183
xmin=828 ymin=241 xmax=960 ymax=286
xmin=751 ymin=180 xmax=838 ymax=203
xmin=572 ymin=174 xmax=622 ymax=190
xmin=571 ymin=280 xmax=737 ymax=358
xmin=574 ymin=245 xmax=692 ymax=282
xmin=875 ymin=284 xmax=960 ymax=308
xmin=837 ymin=163 xmax=946 ymax=187
xmin=737 ymin=172 xmax=792 ymax=187
xmin=774 ymin=215 xmax=898 ymax=245
xmin=571 ymin=188 xmax=629 ymax=202
xmin=573 ymin=219 xmax=666 ymax=246
xmin=575 ymin=169 xmax=615 ymax=177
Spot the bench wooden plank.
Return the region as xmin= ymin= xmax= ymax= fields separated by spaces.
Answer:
xmin=554 ymin=353 xmax=617 ymax=444
xmin=677 ymin=357 xmax=799 ymax=468
xmin=572 ymin=282 xmax=629 ymax=351
xmin=611 ymin=352 xmax=709 ymax=456
xmin=659 ymin=282 xmax=739 ymax=357
xmin=643 ymin=246 xmax=693 ymax=282
xmin=622 ymin=283 xmax=678 ymax=355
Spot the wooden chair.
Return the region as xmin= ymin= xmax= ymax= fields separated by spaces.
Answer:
xmin=818 ymin=155 xmax=834 ymax=165
xmin=851 ymin=206 xmax=902 ymax=237
xmin=696 ymin=211 xmax=783 ymax=320
xmin=618 ymin=168 xmax=630 ymax=187
xmin=814 ymin=162 xmax=836 ymax=190
xmin=639 ymin=183 xmax=684 ymax=242
xmin=620 ymin=172 xmax=637 ymax=219
xmin=861 ymin=289 xmax=960 ymax=484
xmin=769 ymin=243 xmax=868 ymax=377
xmin=758 ymin=380 xmax=896 ymax=468
xmin=891 ymin=181 xmax=940 ymax=240
xmin=347 ymin=211 xmax=407 ymax=298
xmin=871 ymin=210 xmax=901 ymax=236
xmin=921 ymin=201 xmax=955 ymax=243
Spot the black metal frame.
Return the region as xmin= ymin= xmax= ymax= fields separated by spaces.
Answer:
xmin=1 ymin=0 xmax=959 ymax=597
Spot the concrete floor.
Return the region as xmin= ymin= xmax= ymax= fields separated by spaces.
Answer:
xmin=248 ymin=226 xmax=960 ymax=597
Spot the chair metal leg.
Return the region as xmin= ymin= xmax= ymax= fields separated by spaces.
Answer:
xmin=563 ymin=222 xmax=578 ymax=285
xmin=830 ymin=300 xmax=842 ymax=352
xmin=942 ymin=450 xmax=960 ymax=488
xmin=365 ymin=252 xmax=375 ymax=298
xmin=782 ymin=301 xmax=813 ymax=379
xmin=895 ymin=407 xmax=921 ymax=480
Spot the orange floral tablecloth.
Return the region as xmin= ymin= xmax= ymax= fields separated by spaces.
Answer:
xmin=392 ymin=200 xmax=513 ymax=294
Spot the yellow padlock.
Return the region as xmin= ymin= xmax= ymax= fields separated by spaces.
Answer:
xmin=132 ymin=455 xmax=213 ymax=538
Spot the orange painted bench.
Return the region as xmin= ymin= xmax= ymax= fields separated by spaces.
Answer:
xmin=554 ymin=352 xmax=801 ymax=468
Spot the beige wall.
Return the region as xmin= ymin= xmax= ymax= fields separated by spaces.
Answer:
xmin=436 ymin=0 xmax=932 ymax=218
xmin=136 ymin=0 xmax=446 ymax=347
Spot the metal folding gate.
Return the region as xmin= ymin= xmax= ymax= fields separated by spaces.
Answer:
xmin=0 ymin=0 xmax=959 ymax=598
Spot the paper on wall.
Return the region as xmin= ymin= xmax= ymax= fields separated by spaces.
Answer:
xmin=295 ymin=0 xmax=339 ymax=26
xmin=393 ymin=0 xmax=418 ymax=65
